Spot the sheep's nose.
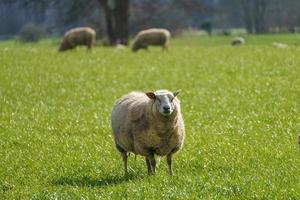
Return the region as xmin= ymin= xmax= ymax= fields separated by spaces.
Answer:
xmin=163 ymin=106 xmax=170 ymax=112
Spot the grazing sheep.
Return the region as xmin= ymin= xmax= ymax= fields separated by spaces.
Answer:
xmin=111 ymin=90 xmax=185 ymax=175
xmin=272 ymin=42 xmax=289 ymax=49
xmin=131 ymin=28 xmax=171 ymax=52
xmin=58 ymin=27 xmax=96 ymax=52
xmin=231 ymin=37 xmax=245 ymax=46
xmin=115 ymin=44 xmax=126 ymax=49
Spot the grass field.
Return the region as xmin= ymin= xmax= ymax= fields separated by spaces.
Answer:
xmin=1 ymin=34 xmax=300 ymax=199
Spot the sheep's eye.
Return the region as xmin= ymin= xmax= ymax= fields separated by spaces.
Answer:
xmin=156 ymin=98 xmax=161 ymax=103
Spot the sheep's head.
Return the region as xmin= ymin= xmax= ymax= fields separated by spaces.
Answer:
xmin=146 ymin=90 xmax=180 ymax=117
xmin=131 ymin=39 xmax=146 ymax=52
xmin=58 ymin=42 xmax=67 ymax=52
xmin=131 ymin=42 xmax=140 ymax=52
xmin=58 ymin=40 xmax=72 ymax=52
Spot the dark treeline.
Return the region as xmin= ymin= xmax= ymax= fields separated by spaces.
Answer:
xmin=218 ymin=0 xmax=300 ymax=34
xmin=1 ymin=0 xmax=300 ymax=40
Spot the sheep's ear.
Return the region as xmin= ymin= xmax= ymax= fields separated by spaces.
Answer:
xmin=145 ymin=92 xmax=156 ymax=100
xmin=173 ymin=91 xmax=180 ymax=97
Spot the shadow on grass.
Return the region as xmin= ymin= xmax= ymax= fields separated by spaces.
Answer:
xmin=52 ymin=172 xmax=143 ymax=188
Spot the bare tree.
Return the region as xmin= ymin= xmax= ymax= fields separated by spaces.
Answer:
xmin=222 ymin=0 xmax=269 ymax=33
xmin=253 ymin=0 xmax=268 ymax=33
xmin=98 ymin=0 xmax=129 ymax=45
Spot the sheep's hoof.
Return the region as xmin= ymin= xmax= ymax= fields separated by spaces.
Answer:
xmin=148 ymin=171 xmax=155 ymax=176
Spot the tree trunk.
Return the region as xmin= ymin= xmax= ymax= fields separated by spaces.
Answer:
xmin=98 ymin=0 xmax=129 ymax=46
xmin=106 ymin=6 xmax=117 ymax=45
xmin=242 ymin=0 xmax=254 ymax=34
xmin=253 ymin=0 xmax=267 ymax=34
xmin=241 ymin=0 xmax=268 ymax=34
xmin=115 ymin=0 xmax=129 ymax=45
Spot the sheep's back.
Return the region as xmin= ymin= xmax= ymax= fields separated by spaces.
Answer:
xmin=136 ymin=29 xmax=170 ymax=45
xmin=231 ymin=37 xmax=245 ymax=45
xmin=111 ymin=92 xmax=150 ymax=151
xmin=65 ymin=27 xmax=95 ymax=45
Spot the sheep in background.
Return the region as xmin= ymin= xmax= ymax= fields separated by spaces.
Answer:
xmin=231 ymin=36 xmax=245 ymax=46
xmin=111 ymin=90 xmax=185 ymax=175
xmin=272 ymin=42 xmax=289 ymax=49
xmin=115 ymin=44 xmax=126 ymax=50
xmin=131 ymin=28 xmax=171 ymax=52
xmin=58 ymin=27 xmax=96 ymax=52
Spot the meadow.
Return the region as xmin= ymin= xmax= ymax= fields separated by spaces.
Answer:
xmin=1 ymin=34 xmax=300 ymax=199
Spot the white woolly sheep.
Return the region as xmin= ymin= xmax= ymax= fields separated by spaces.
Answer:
xmin=272 ymin=42 xmax=289 ymax=49
xmin=59 ymin=27 xmax=96 ymax=52
xmin=231 ymin=37 xmax=245 ymax=46
xmin=131 ymin=28 xmax=171 ymax=52
xmin=111 ymin=90 xmax=185 ymax=175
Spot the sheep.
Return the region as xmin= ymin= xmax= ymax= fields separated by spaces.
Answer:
xmin=231 ymin=37 xmax=245 ymax=46
xmin=58 ymin=27 xmax=96 ymax=52
xmin=115 ymin=44 xmax=126 ymax=49
xmin=272 ymin=42 xmax=289 ymax=49
xmin=111 ymin=90 xmax=185 ymax=175
xmin=131 ymin=28 xmax=171 ymax=52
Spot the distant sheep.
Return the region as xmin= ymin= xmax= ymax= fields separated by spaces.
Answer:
xmin=111 ymin=90 xmax=185 ymax=175
xmin=231 ymin=37 xmax=245 ymax=46
xmin=59 ymin=27 xmax=96 ymax=52
xmin=272 ymin=42 xmax=289 ymax=49
xmin=115 ymin=44 xmax=126 ymax=50
xmin=132 ymin=28 xmax=171 ymax=52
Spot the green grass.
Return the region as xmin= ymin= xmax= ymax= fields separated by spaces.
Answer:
xmin=1 ymin=34 xmax=300 ymax=199
xmin=174 ymin=33 xmax=300 ymax=46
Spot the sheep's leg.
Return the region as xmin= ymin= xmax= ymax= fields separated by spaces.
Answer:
xmin=116 ymin=143 xmax=128 ymax=174
xmin=144 ymin=46 xmax=149 ymax=51
xmin=121 ymin=152 xmax=128 ymax=174
xmin=146 ymin=154 xmax=156 ymax=175
xmin=162 ymin=45 xmax=168 ymax=51
xmin=69 ymin=41 xmax=75 ymax=50
xmin=145 ymin=157 xmax=151 ymax=174
xmin=167 ymin=153 xmax=173 ymax=176
xmin=87 ymin=43 xmax=92 ymax=51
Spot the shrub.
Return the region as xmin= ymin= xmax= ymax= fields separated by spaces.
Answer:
xmin=179 ymin=28 xmax=209 ymax=38
xmin=18 ymin=23 xmax=47 ymax=42
xmin=200 ymin=20 xmax=212 ymax=35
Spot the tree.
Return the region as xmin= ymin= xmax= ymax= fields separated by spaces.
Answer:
xmin=252 ymin=0 xmax=268 ymax=33
xmin=130 ymin=0 xmax=208 ymax=34
xmin=98 ymin=0 xmax=129 ymax=45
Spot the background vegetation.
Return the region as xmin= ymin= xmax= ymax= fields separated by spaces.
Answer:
xmin=1 ymin=0 xmax=300 ymax=40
